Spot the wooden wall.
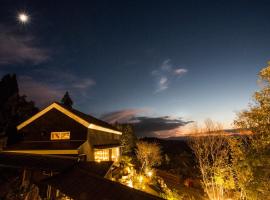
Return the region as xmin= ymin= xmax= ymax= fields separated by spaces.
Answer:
xmin=87 ymin=129 xmax=120 ymax=145
xmin=78 ymin=141 xmax=94 ymax=161
xmin=19 ymin=108 xmax=88 ymax=141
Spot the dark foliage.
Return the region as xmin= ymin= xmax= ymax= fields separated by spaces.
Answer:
xmin=140 ymin=137 xmax=199 ymax=178
xmin=0 ymin=74 xmax=39 ymax=145
xmin=115 ymin=123 xmax=137 ymax=155
xmin=61 ymin=91 xmax=73 ymax=109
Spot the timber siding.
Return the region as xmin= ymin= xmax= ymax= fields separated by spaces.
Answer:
xmin=19 ymin=108 xmax=88 ymax=141
xmin=79 ymin=141 xmax=94 ymax=161
xmin=4 ymin=102 xmax=122 ymax=162
xmin=88 ymin=129 xmax=120 ymax=146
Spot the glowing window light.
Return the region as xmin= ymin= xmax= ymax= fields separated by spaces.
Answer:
xmin=94 ymin=149 xmax=110 ymax=161
xmin=111 ymin=147 xmax=120 ymax=161
xmin=50 ymin=131 xmax=70 ymax=140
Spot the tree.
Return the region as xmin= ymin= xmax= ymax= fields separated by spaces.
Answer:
xmin=189 ymin=119 xmax=234 ymax=200
xmin=136 ymin=141 xmax=162 ymax=172
xmin=61 ymin=91 xmax=73 ymax=109
xmin=234 ymin=62 xmax=270 ymax=199
xmin=115 ymin=124 xmax=137 ymax=155
xmin=226 ymin=136 xmax=252 ymax=199
xmin=0 ymin=74 xmax=38 ymax=144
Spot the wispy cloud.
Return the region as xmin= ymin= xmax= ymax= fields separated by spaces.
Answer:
xmin=152 ymin=59 xmax=188 ymax=92
xmin=19 ymin=76 xmax=63 ymax=106
xmin=0 ymin=24 xmax=50 ymax=65
xmin=73 ymin=79 xmax=95 ymax=89
xmin=101 ymin=108 xmax=148 ymax=124
xmin=160 ymin=59 xmax=172 ymax=71
xmin=101 ymin=109 xmax=192 ymax=138
xmin=18 ymin=70 xmax=96 ymax=107
xmin=158 ymin=76 xmax=169 ymax=92
xmin=174 ymin=68 xmax=188 ymax=75
xmin=36 ymin=69 xmax=96 ymax=91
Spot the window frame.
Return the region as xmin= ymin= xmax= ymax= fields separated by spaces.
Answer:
xmin=50 ymin=131 xmax=71 ymax=140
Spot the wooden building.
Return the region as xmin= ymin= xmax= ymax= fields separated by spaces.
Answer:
xmin=3 ymin=102 xmax=122 ymax=162
xmin=0 ymin=103 xmax=162 ymax=199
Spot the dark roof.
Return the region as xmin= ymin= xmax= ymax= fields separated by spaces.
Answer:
xmin=0 ymin=152 xmax=78 ymax=172
xmin=42 ymin=167 xmax=163 ymax=200
xmin=77 ymin=161 xmax=114 ymax=177
xmin=4 ymin=140 xmax=85 ymax=151
xmin=0 ymin=152 xmax=113 ymax=177
xmin=55 ymin=102 xmax=119 ymax=132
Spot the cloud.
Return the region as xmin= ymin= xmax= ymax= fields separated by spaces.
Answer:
xmin=0 ymin=24 xmax=50 ymax=65
xmin=158 ymin=76 xmax=168 ymax=92
xmin=132 ymin=116 xmax=192 ymax=137
xmin=73 ymin=79 xmax=95 ymax=89
xmin=101 ymin=109 xmax=192 ymax=138
xmin=101 ymin=109 xmax=148 ymax=124
xmin=174 ymin=68 xmax=188 ymax=75
xmin=30 ymin=69 xmax=96 ymax=90
xmin=18 ymin=76 xmax=63 ymax=106
xmin=160 ymin=59 xmax=172 ymax=71
xmin=18 ymin=70 xmax=96 ymax=107
xmin=152 ymin=59 xmax=188 ymax=92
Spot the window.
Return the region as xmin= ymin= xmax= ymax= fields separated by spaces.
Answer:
xmin=94 ymin=147 xmax=120 ymax=162
xmin=94 ymin=149 xmax=109 ymax=161
xmin=111 ymin=147 xmax=120 ymax=161
xmin=50 ymin=131 xmax=70 ymax=140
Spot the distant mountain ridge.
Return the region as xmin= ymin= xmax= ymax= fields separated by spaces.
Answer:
xmin=162 ymin=128 xmax=251 ymax=141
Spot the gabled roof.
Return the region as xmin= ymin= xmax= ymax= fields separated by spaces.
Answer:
xmin=17 ymin=102 xmax=121 ymax=135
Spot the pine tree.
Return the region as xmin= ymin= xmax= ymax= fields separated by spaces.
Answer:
xmin=61 ymin=91 xmax=73 ymax=109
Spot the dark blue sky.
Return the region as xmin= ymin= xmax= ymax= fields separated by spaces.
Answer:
xmin=1 ymin=0 xmax=270 ymax=137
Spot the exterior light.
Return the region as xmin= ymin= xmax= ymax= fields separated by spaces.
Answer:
xmin=147 ymin=171 xmax=153 ymax=177
xmin=127 ymin=180 xmax=133 ymax=188
xmin=139 ymin=175 xmax=143 ymax=183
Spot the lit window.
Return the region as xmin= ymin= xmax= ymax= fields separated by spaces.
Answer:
xmin=94 ymin=149 xmax=109 ymax=161
xmin=94 ymin=147 xmax=120 ymax=162
xmin=111 ymin=147 xmax=120 ymax=161
xmin=51 ymin=131 xmax=70 ymax=140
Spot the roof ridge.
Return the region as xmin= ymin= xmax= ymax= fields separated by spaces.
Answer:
xmin=17 ymin=102 xmax=122 ymax=135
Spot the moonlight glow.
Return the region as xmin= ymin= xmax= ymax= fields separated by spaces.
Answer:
xmin=18 ymin=13 xmax=29 ymax=24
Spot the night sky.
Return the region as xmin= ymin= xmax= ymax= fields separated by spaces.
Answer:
xmin=1 ymin=0 xmax=270 ymax=137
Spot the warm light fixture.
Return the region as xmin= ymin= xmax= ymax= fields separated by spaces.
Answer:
xmin=127 ymin=180 xmax=133 ymax=188
xmin=138 ymin=175 xmax=144 ymax=183
xmin=147 ymin=171 xmax=153 ymax=177
xmin=18 ymin=12 xmax=29 ymax=24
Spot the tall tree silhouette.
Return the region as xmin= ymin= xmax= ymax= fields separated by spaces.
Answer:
xmin=0 ymin=74 xmax=38 ymax=145
xmin=61 ymin=91 xmax=73 ymax=109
